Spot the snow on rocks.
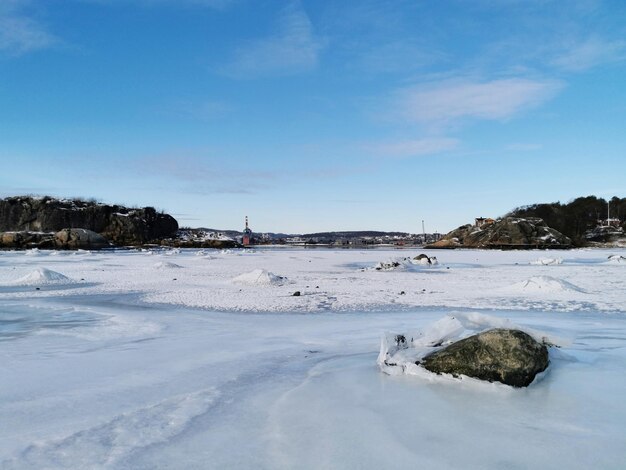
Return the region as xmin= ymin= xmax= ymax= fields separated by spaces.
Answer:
xmin=368 ymin=254 xmax=439 ymax=271
xmin=607 ymin=254 xmax=626 ymax=264
xmin=378 ymin=313 xmax=560 ymax=386
xmin=11 ymin=267 xmax=74 ymax=285
xmin=24 ymin=248 xmax=42 ymax=256
xmin=369 ymin=258 xmax=410 ymax=271
xmin=506 ymin=276 xmax=584 ymax=293
xmin=530 ymin=257 xmax=563 ymax=266
xmin=412 ymin=254 xmax=439 ymax=265
xmin=232 ymin=269 xmax=289 ymax=286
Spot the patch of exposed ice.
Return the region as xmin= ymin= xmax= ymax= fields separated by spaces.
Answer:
xmin=530 ymin=257 xmax=562 ymax=266
xmin=232 ymin=269 xmax=289 ymax=286
xmin=11 ymin=388 xmax=219 ymax=469
xmin=11 ymin=268 xmax=74 ymax=286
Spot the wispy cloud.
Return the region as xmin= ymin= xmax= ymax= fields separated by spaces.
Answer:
xmin=365 ymin=138 xmax=459 ymax=158
xmin=0 ymin=1 xmax=58 ymax=56
xmin=134 ymin=154 xmax=277 ymax=195
xmin=393 ymin=77 xmax=563 ymax=126
xmin=220 ymin=2 xmax=322 ymax=78
xmin=552 ymin=36 xmax=626 ymax=71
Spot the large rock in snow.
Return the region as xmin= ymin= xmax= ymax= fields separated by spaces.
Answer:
xmin=428 ymin=217 xmax=571 ymax=249
xmin=54 ymin=228 xmax=110 ymax=249
xmin=420 ymin=329 xmax=549 ymax=387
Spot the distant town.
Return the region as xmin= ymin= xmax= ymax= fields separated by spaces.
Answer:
xmin=198 ymin=217 xmax=444 ymax=247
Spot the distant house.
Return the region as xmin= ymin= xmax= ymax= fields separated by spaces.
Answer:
xmin=474 ymin=217 xmax=496 ymax=228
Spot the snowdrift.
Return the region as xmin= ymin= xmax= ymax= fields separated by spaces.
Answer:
xmin=506 ymin=276 xmax=584 ymax=293
xmin=11 ymin=267 xmax=74 ymax=285
xmin=232 ymin=269 xmax=289 ymax=286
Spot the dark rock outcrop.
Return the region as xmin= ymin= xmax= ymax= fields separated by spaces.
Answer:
xmin=427 ymin=217 xmax=571 ymax=249
xmin=421 ymin=329 xmax=549 ymax=387
xmin=0 ymin=196 xmax=178 ymax=246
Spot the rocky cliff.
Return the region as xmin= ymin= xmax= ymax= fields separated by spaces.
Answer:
xmin=0 ymin=196 xmax=178 ymax=246
xmin=428 ymin=217 xmax=572 ymax=249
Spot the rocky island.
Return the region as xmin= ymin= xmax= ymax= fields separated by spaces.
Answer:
xmin=0 ymin=196 xmax=181 ymax=249
xmin=427 ymin=217 xmax=572 ymax=249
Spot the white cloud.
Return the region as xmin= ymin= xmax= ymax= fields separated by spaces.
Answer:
xmin=0 ymin=1 xmax=57 ymax=55
xmin=552 ymin=37 xmax=626 ymax=71
xmin=365 ymin=137 xmax=459 ymax=158
xmin=220 ymin=2 xmax=322 ymax=78
xmin=395 ymin=78 xmax=563 ymax=125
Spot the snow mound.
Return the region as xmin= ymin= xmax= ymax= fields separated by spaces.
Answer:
xmin=24 ymin=248 xmax=42 ymax=256
xmin=232 ymin=269 xmax=289 ymax=286
xmin=154 ymin=261 xmax=183 ymax=269
xmin=530 ymin=257 xmax=562 ymax=266
xmin=12 ymin=268 xmax=74 ymax=285
xmin=508 ymin=276 xmax=584 ymax=293
xmin=607 ymin=254 xmax=626 ymax=264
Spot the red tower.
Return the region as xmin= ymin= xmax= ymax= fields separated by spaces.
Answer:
xmin=242 ymin=216 xmax=252 ymax=246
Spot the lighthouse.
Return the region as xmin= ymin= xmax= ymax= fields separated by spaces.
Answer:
xmin=242 ymin=216 xmax=253 ymax=246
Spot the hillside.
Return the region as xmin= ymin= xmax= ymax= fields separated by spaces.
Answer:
xmin=507 ymin=196 xmax=625 ymax=246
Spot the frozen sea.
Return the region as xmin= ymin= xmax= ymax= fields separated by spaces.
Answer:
xmin=1 ymin=247 xmax=625 ymax=469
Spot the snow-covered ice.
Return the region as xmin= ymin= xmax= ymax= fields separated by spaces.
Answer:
xmin=1 ymin=247 xmax=625 ymax=469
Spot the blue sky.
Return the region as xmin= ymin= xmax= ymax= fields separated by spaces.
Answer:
xmin=1 ymin=0 xmax=625 ymax=233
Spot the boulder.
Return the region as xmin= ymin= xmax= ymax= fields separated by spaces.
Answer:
xmin=413 ymin=253 xmax=432 ymax=264
xmin=428 ymin=217 xmax=571 ymax=249
xmin=420 ymin=328 xmax=549 ymax=387
xmin=55 ymin=228 xmax=110 ymax=249
xmin=0 ymin=231 xmax=55 ymax=249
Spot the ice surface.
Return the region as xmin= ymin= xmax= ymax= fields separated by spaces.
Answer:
xmin=530 ymin=257 xmax=563 ymax=265
xmin=0 ymin=247 xmax=625 ymax=469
